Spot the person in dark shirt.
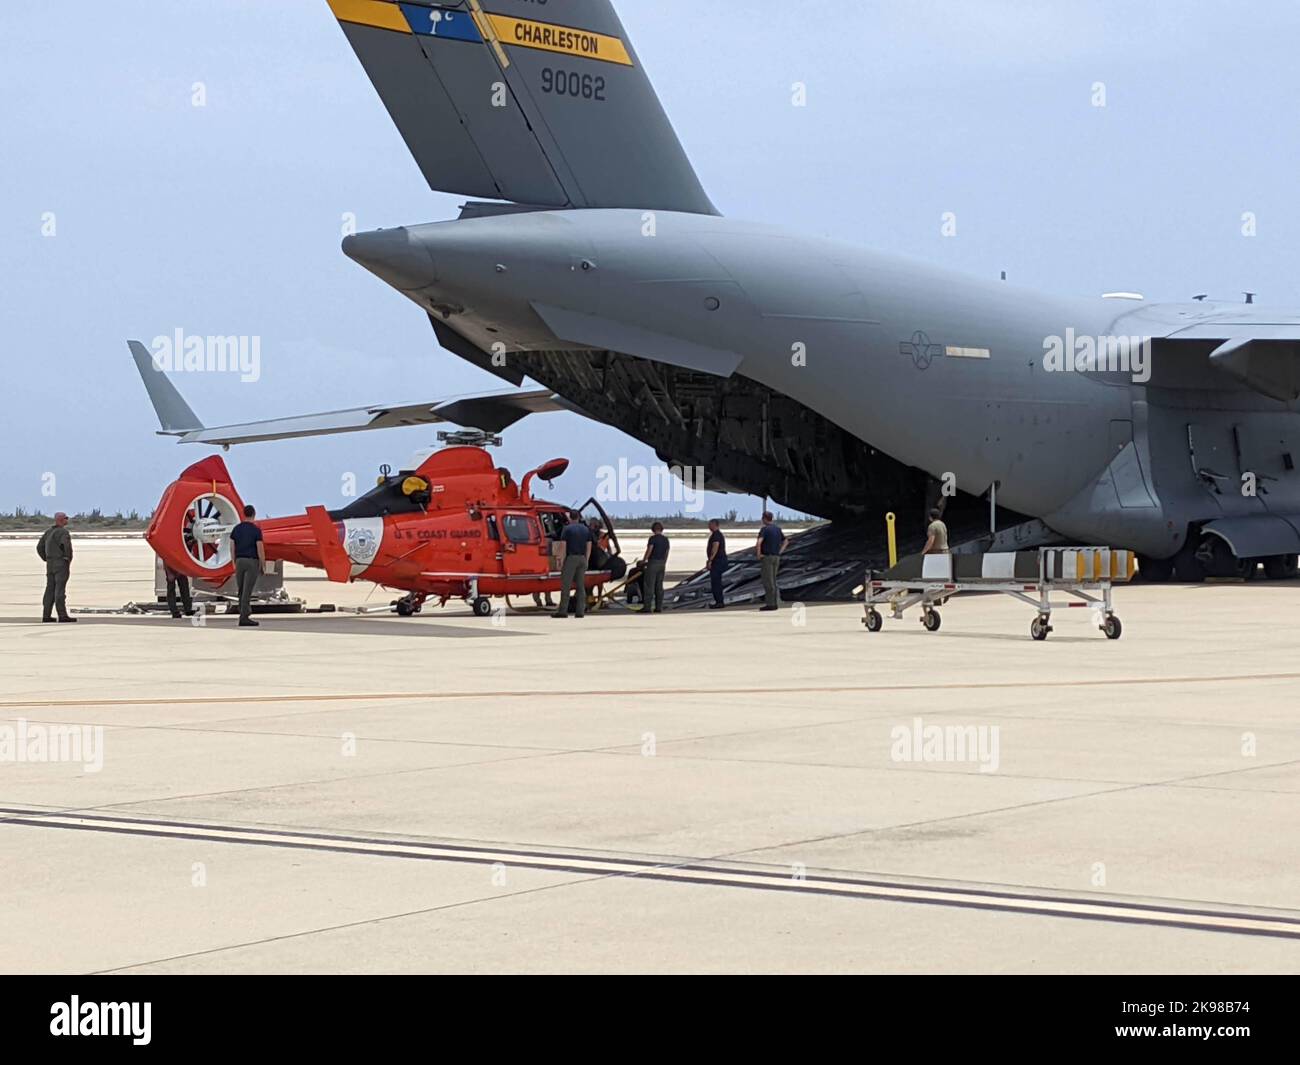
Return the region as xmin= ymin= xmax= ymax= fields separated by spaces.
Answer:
xmin=586 ymin=518 xmax=609 ymax=570
xmin=230 ymin=504 xmax=265 ymax=627
xmin=641 ymin=521 xmax=670 ymax=613
xmin=756 ymin=511 xmax=787 ymax=610
xmin=164 ymin=562 xmax=194 ymax=619
xmin=553 ymin=511 xmax=593 ymax=618
xmin=706 ymin=519 xmax=728 ymax=609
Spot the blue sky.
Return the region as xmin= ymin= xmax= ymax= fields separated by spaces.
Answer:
xmin=2 ymin=0 xmax=1298 ymax=517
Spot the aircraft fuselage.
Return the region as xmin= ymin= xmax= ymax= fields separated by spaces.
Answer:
xmin=345 ymin=209 xmax=1300 ymax=559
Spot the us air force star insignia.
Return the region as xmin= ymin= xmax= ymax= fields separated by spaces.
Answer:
xmin=900 ymin=330 xmax=943 ymax=370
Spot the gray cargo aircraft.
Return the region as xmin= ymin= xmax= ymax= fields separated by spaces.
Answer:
xmin=141 ymin=0 xmax=1300 ymax=582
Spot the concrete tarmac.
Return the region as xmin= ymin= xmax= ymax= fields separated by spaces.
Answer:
xmin=1 ymin=540 xmax=1298 ymax=973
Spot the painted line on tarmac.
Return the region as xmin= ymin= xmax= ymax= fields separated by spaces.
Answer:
xmin=3 ymin=806 xmax=1298 ymax=941
xmin=3 ymin=670 xmax=1300 ymax=710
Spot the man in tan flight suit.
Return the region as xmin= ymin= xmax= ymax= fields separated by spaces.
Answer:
xmin=39 ymin=512 xmax=77 ymax=623
xmin=923 ymin=507 xmax=949 ymax=554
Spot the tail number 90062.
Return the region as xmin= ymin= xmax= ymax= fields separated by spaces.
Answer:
xmin=540 ymin=68 xmax=606 ymax=101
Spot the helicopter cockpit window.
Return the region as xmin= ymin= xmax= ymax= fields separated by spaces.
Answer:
xmin=502 ymin=514 xmax=536 ymax=544
xmin=538 ymin=511 xmax=565 ymax=541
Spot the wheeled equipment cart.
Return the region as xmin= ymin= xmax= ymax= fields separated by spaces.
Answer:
xmin=862 ymin=547 xmax=1134 ymax=641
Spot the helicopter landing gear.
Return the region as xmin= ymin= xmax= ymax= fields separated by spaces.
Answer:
xmin=394 ymin=593 xmax=426 ymax=617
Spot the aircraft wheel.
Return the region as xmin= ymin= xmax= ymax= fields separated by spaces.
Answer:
xmin=1194 ymin=535 xmax=1247 ymax=579
xmin=1030 ymin=615 xmax=1051 ymax=641
xmin=395 ymin=599 xmax=414 ymax=617
xmin=864 ymin=608 xmax=883 ymax=632
xmin=472 ymin=596 xmax=493 ymax=617
xmin=1172 ymin=541 xmax=1207 ymax=583
xmin=1103 ymin=614 xmax=1122 ymax=640
xmin=1136 ymin=555 xmax=1174 ymax=583
xmin=923 ymin=608 xmax=941 ymax=632
xmin=1264 ymin=554 xmax=1299 ymax=580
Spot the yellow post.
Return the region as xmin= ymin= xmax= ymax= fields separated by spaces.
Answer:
xmin=886 ymin=512 xmax=897 ymax=568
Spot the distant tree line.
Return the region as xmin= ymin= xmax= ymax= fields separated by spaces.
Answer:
xmin=0 ymin=508 xmax=151 ymax=531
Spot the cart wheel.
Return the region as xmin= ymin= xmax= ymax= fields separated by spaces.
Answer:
xmin=923 ymin=608 xmax=941 ymax=632
xmin=1103 ymin=614 xmax=1122 ymax=640
xmin=865 ymin=608 xmax=883 ymax=632
xmin=472 ymin=596 xmax=493 ymax=618
xmin=1030 ymin=615 xmax=1051 ymax=641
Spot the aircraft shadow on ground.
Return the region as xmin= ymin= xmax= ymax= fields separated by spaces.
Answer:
xmin=1 ymin=617 xmax=528 ymax=638
xmin=881 ymin=628 xmax=1101 ymax=644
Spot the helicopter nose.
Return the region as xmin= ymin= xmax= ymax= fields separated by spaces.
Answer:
xmin=342 ymin=227 xmax=438 ymax=291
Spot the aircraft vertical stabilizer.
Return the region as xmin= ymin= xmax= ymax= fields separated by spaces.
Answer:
xmin=326 ymin=0 xmax=716 ymax=214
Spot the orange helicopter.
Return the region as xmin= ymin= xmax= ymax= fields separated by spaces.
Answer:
xmin=146 ymin=445 xmax=626 ymax=616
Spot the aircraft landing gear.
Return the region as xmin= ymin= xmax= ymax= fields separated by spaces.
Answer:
xmin=1175 ymin=534 xmax=1298 ymax=583
xmin=1194 ymin=535 xmax=1249 ymax=579
xmin=471 ymin=596 xmax=493 ymax=617
xmin=1264 ymin=554 xmax=1299 ymax=580
xmin=394 ymin=593 xmax=426 ymax=617
xmin=1136 ymin=554 xmax=1174 ymax=583
xmin=1172 ymin=539 xmax=1207 ymax=582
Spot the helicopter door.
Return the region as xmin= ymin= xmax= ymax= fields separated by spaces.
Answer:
xmin=499 ymin=513 xmax=549 ymax=578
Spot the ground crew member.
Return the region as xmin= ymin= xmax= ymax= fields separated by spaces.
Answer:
xmin=587 ymin=517 xmax=610 ymax=571
xmin=164 ymin=562 xmax=194 ymax=619
xmin=552 ymin=511 xmax=592 ymax=618
xmin=642 ymin=521 xmax=670 ymax=613
xmin=707 ymin=518 xmax=728 ymax=609
xmin=756 ymin=511 xmax=787 ymax=611
xmin=231 ymin=504 xmax=265 ymax=627
xmin=923 ymin=507 xmax=949 ymax=554
xmin=38 ymin=511 xmax=76 ymax=623
xmin=919 ymin=506 xmax=953 ymax=618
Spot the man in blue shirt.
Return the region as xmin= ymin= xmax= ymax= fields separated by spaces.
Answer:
xmin=755 ymin=511 xmax=786 ymax=611
xmin=552 ymin=511 xmax=592 ymax=618
xmin=230 ymin=504 xmax=265 ymax=627
xmin=641 ymin=521 xmax=670 ymax=613
xmin=706 ymin=518 xmax=727 ymax=609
